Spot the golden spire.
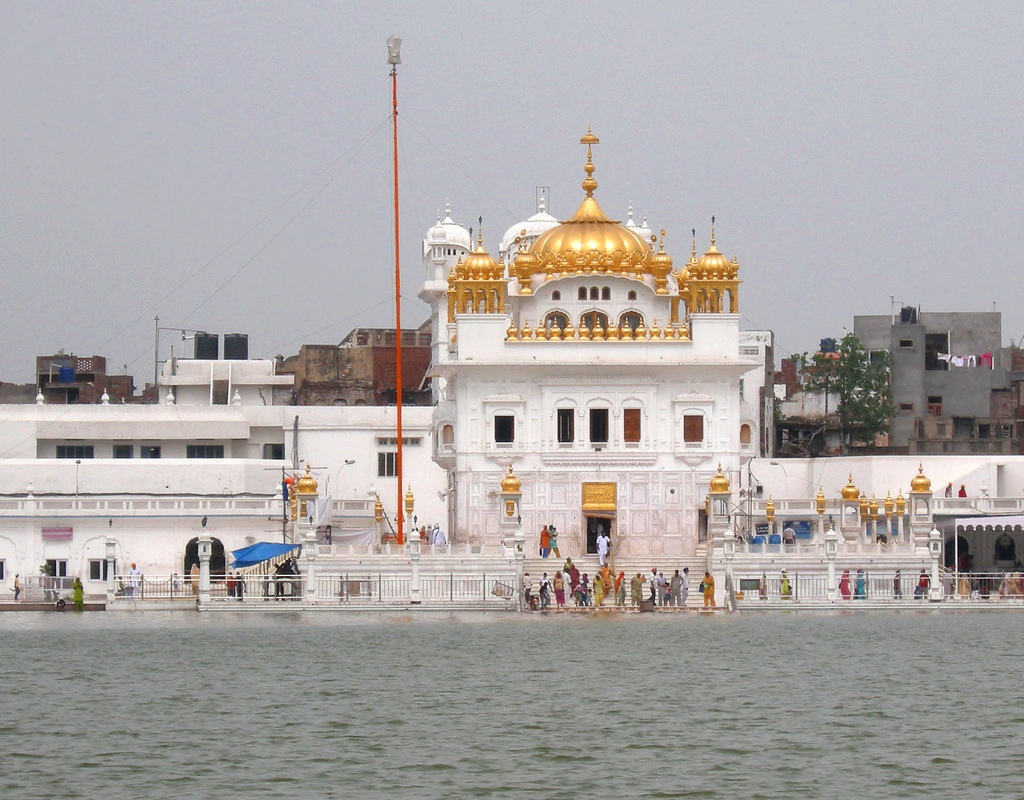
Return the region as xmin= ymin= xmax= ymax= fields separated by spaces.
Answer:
xmin=691 ymin=227 xmax=697 ymax=260
xmin=477 ymin=216 xmax=483 ymax=249
xmin=580 ymin=126 xmax=600 ymax=197
xmin=710 ymin=215 xmax=716 ymax=247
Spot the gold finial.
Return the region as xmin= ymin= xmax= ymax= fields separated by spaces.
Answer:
xmin=691 ymin=228 xmax=697 ymax=259
xmin=659 ymin=229 xmax=667 ymax=250
xmin=580 ymin=127 xmax=600 ymax=197
xmin=477 ymin=216 xmax=483 ymax=248
xmin=710 ymin=215 xmax=716 ymax=247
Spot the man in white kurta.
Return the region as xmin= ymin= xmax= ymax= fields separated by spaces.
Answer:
xmin=596 ymin=528 xmax=610 ymax=566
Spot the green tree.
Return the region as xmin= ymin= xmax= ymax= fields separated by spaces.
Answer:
xmin=800 ymin=333 xmax=894 ymax=452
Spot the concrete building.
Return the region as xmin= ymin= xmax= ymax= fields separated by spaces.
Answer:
xmin=854 ymin=306 xmax=1021 ymax=454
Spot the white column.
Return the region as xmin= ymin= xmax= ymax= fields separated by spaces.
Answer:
xmin=513 ymin=528 xmax=526 ymax=612
xmin=825 ymin=528 xmax=838 ymax=601
xmin=723 ymin=530 xmax=736 ymax=611
xmin=408 ymin=528 xmax=422 ymax=605
xmin=105 ymin=533 xmax=117 ymax=606
xmin=198 ymin=531 xmax=211 ymax=606
xmin=304 ymin=525 xmax=318 ymax=604
xmin=929 ymin=527 xmax=943 ymax=601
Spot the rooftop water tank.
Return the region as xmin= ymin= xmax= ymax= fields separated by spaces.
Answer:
xmin=224 ymin=333 xmax=248 ymax=360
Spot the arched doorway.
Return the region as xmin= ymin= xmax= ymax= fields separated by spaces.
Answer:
xmin=184 ymin=537 xmax=226 ymax=578
xmin=944 ymin=534 xmax=970 ymax=570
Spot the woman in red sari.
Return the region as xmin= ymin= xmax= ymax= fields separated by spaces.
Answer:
xmin=838 ymin=570 xmax=852 ymax=600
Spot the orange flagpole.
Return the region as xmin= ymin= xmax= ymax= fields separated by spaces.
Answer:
xmin=390 ymin=51 xmax=404 ymax=545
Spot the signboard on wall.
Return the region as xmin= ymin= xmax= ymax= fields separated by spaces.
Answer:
xmin=41 ymin=527 xmax=73 ymax=541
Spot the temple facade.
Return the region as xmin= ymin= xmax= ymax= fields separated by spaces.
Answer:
xmin=423 ymin=131 xmax=764 ymax=561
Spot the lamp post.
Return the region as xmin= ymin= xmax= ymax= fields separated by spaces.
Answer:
xmin=105 ymin=519 xmax=116 ymax=606
xmin=198 ymin=515 xmax=211 ymax=608
xmin=327 ymin=459 xmax=355 ymax=496
xmin=404 ymin=486 xmax=415 ymax=546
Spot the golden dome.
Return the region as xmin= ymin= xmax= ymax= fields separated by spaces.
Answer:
xmin=841 ymin=474 xmax=860 ymax=500
xmin=295 ymin=466 xmax=318 ymax=494
xmin=910 ymin=463 xmax=932 ymax=493
xmin=709 ymin=463 xmax=730 ymax=493
xmin=500 ymin=464 xmax=521 ymax=494
xmin=525 ymin=130 xmax=656 ymax=278
xmin=460 ymin=228 xmax=502 ymax=280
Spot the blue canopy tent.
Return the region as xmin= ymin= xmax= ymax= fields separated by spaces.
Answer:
xmin=230 ymin=542 xmax=300 ymax=569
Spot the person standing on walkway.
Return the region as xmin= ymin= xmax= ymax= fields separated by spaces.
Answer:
xmin=549 ymin=526 xmax=560 ymax=559
xmin=596 ymin=527 xmax=611 ymax=566
xmin=680 ymin=567 xmax=691 ymax=607
xmin=648 ymin=568 xmax=659 ymax=606
xmin=657 ymin=570 xmax=668 ymax=606
xmin=839 ymin=570 xmax=852 ymax=600
xmin=129 ymin=563 xmax=142 ymax=598
xmin=893 ymin=570 xmax=903 ymax=599
xmin=593 ymin=570 xmax=606 ymax=606
xmin=12 ymin=574 xmax=20 ymax=603
xmin=669 ymin=570 xmax=683 ymax=607
xmin=539 ymin=573 xmax=551 ymax=610
xmin=701 ymin=571 xmax=716 ymax=608
xmin=958 ymin=484 xmax=968 ymax=498
xmin=615 ymin=571 xmax=626 ymax=606
xmin=72 ymin=576 xmax=84 ymax=612
xmin=944 ymin=482 xmax=953 ymax=497
xmin=553 ymin=571 xmax=565 ymax=607
xmin=539 ymin=525 xmax=551 ymax=558
xmin=630 ymin=573 xmax=643 ymax=608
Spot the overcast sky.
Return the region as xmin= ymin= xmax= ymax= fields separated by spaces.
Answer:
xmin=2 ymin=2 xmax=1022 ymax=385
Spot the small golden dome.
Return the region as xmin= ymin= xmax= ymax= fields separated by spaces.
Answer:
xmin=709 ymin=463 xmax=730 ymax=493
xmin=500 ymin=465 xmax=521 ymax=494
xmin=295 ymin=466 xmax=318 ymax=494
xmin=461 ymin=237 xmax=502 ymax=281
xmin=910 ymin=463 xmax=932 ymax=493
xmin=841 ymin=474 xmax=860 ymax=500
xmin=815 ymin=487 xmax=826 ymax=515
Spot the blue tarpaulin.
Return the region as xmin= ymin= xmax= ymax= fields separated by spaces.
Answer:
xmin=230 ymin=542 xmax=300 ymax=568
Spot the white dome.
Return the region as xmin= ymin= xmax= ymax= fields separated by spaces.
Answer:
xmin=500 ymin=196 xmax=559 ymax=263
xmin=425 ymin=202 xmax=472 ymax=252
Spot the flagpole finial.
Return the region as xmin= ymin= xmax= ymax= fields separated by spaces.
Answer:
xmin=386 ymin=35 xmax=402 ymax=66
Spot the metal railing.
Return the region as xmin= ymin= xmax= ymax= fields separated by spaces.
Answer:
xmin=734 ymin=570 xmax=935 ymax=602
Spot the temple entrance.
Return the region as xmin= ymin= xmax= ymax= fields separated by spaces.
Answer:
xmin=586 ymin=515 xmax=614 ymax=554
xmin=184 ymin=537 xmax=226 ymax=578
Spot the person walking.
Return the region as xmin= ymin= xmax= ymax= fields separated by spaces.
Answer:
xmin=680 ymin=567 xmax=691 ymax=607
xmin=539 ymin=573 xmax=551 ymax=610
xmin=944 ymin=482 xmax=953 ymax=498
xmin=12 ymin=574 xmax=20 ymax=603
xmin=780 ymin=570 xmax=792 ymax=599
xmin=615 ymin=570 xmax=626 ymax=606
xmin=854 ymin=568 xmax=867 ymax=600
xmin=553 ymin=571 xmax=565 ymax=607
xmin=72 ymin=576 xmax=84 ymax=612
xmin=839 ymin=570 xmax=852 ymax=600
xmin=596 ymin=527 xmax=611 ymax=566
xmin=701 ymin=571 xmax=716 ymax=608
xmin=549 ymin=526 xmax=560 ymax=559
xmin=539 ymin=525 xmax=551 ymax=558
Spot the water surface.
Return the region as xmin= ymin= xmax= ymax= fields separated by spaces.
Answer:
xmin=2 ymin=610 xmax=1021 ymax=799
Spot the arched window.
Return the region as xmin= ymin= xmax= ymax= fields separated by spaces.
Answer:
xmin=589 ymin=286 xmax=599 ymax=300
xmin=619 ymin=311 xmax=642 ymax=332
xmin=545 ymin=311 xmax=569 ymax=331
xmin=740 ymin=424 xmax=752 ymax=445
xmin=441 ymin=424 xmax=454 ymax=448
xmin=578 ymin=287 xmax=587 ymax=300
xmin=601 ymin=286 xmax=611 ymax=300
xmin=628 ymin=290 xmax=637 ymax=301
xmin=580 ymin=311 xmax=609 ymax=331
xmin=552 ymin=290 xmax=561 ymax=301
